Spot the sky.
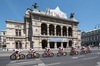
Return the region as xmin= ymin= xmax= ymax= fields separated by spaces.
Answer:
xmin=0 ymin=0 xmax=100 ymax=32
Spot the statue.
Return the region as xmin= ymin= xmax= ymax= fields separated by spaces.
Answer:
xmin=33 ymin=3 xmax=38 ymax=9
xmin=70 ymin=13 xmax=74 ymax=18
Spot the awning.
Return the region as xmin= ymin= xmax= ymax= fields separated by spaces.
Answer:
xmin=49 ymin=38 xmax=68 ymax=42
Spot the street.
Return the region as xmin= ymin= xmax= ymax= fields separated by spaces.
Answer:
xmin=0 ymin=48 xmax=100 ymax=66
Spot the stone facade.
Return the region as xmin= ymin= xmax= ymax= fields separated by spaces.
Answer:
xmin=1 ymin=6 xmax=81 ymax=50
xmin=81 ymin=28 xmax=100 ymax=46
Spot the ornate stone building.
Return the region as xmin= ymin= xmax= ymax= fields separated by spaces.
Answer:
xmin=1 ymin=4 xmax=81 ymax=50
xmin=81 ymin=28 xmax=100 ymax=46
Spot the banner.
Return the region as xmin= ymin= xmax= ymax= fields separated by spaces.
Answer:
xmin=49 ymin=38 xmax=68 ymax=42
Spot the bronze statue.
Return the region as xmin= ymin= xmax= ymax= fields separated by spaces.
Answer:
xmin=70 ymin=13 xmax=74 ymax=18
xmin=33 ymin=3 xmax=38 ymax=9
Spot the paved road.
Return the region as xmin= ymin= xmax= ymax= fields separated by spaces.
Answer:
xmin=0 ymin=49 xmax=100 ymax=66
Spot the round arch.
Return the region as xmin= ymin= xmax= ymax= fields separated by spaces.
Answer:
xmin=42 ymin=40 xmax=47 ymax=49
xmin=62 ymin=26 xmax=67 ymax=36
xmin=49 ymin=24 xmax=54 ymax=35
xmin=56 ymin=25 xmax=61 ymax=36
xmin=68 ymin=27 xmax=73 ymax=36
xmin=41 ymin=23 xmax=47 ymax=35
xmin=69 ymin=40 xmax=72 ymax=47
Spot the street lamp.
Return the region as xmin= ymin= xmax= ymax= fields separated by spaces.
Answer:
xmin=95 ymin=24 xmax=100 ymax=29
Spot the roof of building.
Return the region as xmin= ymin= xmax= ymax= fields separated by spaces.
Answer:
xmin=25 ymin=6 xmax=78 ymax=23
xmin=6 ymin=20 xmax=24 ymax=24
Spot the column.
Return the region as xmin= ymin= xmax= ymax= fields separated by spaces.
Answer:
xmin=67 ymin=27 xmax=68 ymax=37
xmin=54 ymin=25 xmax=56 ymax=36
xmin=61 ymin=42 xmax=63 ymax=47
xmin=47 ymin=24 xmax=49 ymax=36
xmin=55 ymin=42 xmax=57 ymax=49
xmin=39 ymin=39 xmax=42 ymax=50
xmin=61 ymin=26 xmax=63 ymax=36
xmin=47 ymin=40 xmax=50 ymax=48
xmin=67 ymin=42 xmax=69 ymax=48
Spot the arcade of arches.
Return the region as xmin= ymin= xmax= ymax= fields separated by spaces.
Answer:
xmin=41 ymin=23 xmax=73 ymax=49
xmin=41 ymin=23 xmax=73 ymax=36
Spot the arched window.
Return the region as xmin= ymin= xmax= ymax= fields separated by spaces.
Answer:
xmin=49 ymin=24 xmax=54 ymax=35
xmin=41 ymin=23 xmax=47 ymax=35
xmin=62 ymin=26 xmax=67 ymax=36
xmin=56 ymin=25 xmax=61 ymax=36
xmin=68 ymin=27 xmax=72 ymax=36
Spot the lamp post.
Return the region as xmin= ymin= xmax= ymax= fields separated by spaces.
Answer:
xmin=95 ymin=24 xmax=100 ymax=49
xmin=95 ymin=24 xmax=100 ymax=29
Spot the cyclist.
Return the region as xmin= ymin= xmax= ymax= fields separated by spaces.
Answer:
xmin=14 ymin=49 xmax=21 ymax=59
xmin=81 ymin=46 xmax=86 ymax=53
xmin=86 ymin=46 xmax=91 ymax=52
xmin=58 ymin=47 xmax=64 ymax=54
xmin=45 ymin=47 xmax=51 ymax=55
xmin=71 ymin=46 xmax=77 ymax=53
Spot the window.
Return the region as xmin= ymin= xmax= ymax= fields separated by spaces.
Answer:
xmin=15 ymin=29 xmax=21 ymax=36
xmin=3 ymin=32 xmax=5 ymax=35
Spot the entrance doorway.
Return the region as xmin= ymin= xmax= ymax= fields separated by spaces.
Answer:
xmin=42 ymin=40 xmax=47 ymax=49
xmin=63 ymin=42 xmax=67 ymax=48
xmin=15 ymin=41 xmax=22 ymax=49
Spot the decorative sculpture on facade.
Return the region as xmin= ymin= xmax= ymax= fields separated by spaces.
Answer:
xmin=70 ymin=13 xmax=74 ymax=18
xmin=33 ymin=3 xmax=38 ymax=9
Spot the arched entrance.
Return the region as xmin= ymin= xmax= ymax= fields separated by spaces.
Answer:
xmin=69 ymin=40 xmax=72 ymax=47
xmin=15 ymin=41 xmax=22 ymax=49
xmin=63 ymin=42 xmax=67 ymax=48
xmin=49 ymin=42 xmax=55 ymax=48
xmin=42 ymin=40 xmax=47 ymax=49
xmin=57 ymin=42 xmax=61 ymax=48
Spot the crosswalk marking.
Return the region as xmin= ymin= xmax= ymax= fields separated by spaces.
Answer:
xmin=96 ymin=62 xmax=100 ymax=66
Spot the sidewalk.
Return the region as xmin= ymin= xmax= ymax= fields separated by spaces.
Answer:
xmin=0 ymin=47 xmax=100 ymax=57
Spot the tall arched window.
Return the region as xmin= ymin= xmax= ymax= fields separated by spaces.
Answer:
xmin=49 ymin=24 xmax=54 ymax=35
xmin=68 ymin=27 xmax=72 ymax=36
xmin=41 ymin=23 xmax=47 ymax=35
xmin=62 ymin=26 xmax=67 ymax=36
xmin=56 ymin=25 xmax=61 ymax=36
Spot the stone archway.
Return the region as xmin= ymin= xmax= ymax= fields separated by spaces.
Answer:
xmin=62 ymin=26 xmax=67 ymax=36
xmin=63 ymin=42 xmax=67 ymax=48
xmin=49 ymin=24 xmax=54 ymax=35
xmin=68 ymin=27 xmax=73 ymax=36
xmin=69 ymin=40 xmax=72 ymax=47
xmin=56 ymin=25 xmax=61 ymax=36
xmin=42 ymin=40 xmax=47 ymax=49
xmin=41 ymin=23 xmax=47 ymax=35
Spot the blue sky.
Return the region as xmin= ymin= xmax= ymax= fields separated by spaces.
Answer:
xmin=0 ymin=0 xmax=100 ymax=32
